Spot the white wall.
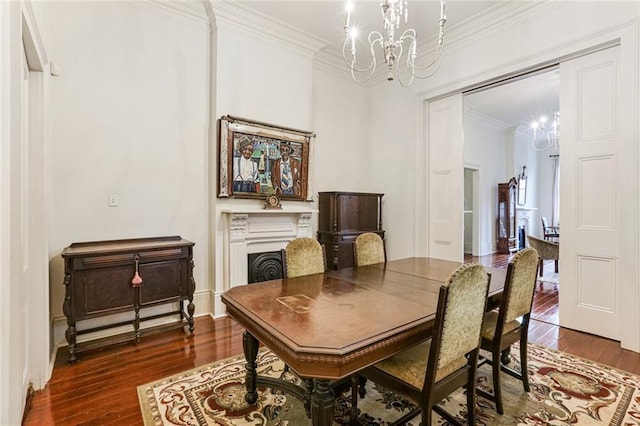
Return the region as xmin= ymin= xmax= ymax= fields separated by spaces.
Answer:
xmin=35 ymin=1 xmax=210 ymax=348
xmin=367 ymin=83 xmax=418 ymax=259
xmin=312 ymin=68 xmax=371 ymax=192
xmin=1 ymin=2 xmax=26 ymax=423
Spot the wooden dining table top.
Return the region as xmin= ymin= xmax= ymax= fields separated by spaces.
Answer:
xmin=221 ymin=257 xmax=505 ymax=380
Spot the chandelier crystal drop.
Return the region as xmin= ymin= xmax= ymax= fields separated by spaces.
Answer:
xmin=342 ymin=0 xmax=447 ymax=87
xmin=530 ymin=111 xmax=560 ymax=151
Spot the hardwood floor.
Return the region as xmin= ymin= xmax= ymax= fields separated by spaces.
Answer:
xmin=24 ymin=255 xmax=640 ymax=425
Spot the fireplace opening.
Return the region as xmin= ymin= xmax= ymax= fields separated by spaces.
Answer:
xmin=248 ymin=251 xmax=283 ymax=284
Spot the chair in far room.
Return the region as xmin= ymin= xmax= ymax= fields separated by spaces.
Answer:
xmin=526 ymin=235 xmax=559 ymax=276
xmin=541 ymin=216 xmax=559 ymax=241
xmin=353 ymin=232 xmax=386 ymax=266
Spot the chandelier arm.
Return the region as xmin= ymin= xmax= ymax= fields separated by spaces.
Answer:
xmin=409 ymin=46 xmax=444 ymax=71
xmin=342 ymin=34 xmax=385 ymax=83
xmin=396 ymin=72 xmax=415 ymax=87
xmin=407 ymin=18 xmax=446 ymax=71
xmin=342 ymin=38 xmax=376 ymax=74
xmin=412 ymin=56 xmax=443 ymax=80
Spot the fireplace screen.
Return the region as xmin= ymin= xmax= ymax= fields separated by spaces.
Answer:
xmin=248 ymin=251 xmax=283 ymax=284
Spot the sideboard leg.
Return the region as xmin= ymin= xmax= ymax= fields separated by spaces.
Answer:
xmin=243 ymin=331 xmax=259 ymax=405
xmin=133 ymin=287 xmax=141 ymax=342
xmin=187 ymin=300 xmax=195 ymax=332
xmin=62 ymin=271 xmax=77 ymax=363
xmin=188 ymin=258 xmax=196 ymax=332
xmin=65 ymin=325 xmax=77 ymax=364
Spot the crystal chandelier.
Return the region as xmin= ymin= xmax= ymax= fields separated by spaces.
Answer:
xmin=342 ymin=0 xmax=447 ymax=87
xmin=530 ymin=111 xmax=560 ymax=151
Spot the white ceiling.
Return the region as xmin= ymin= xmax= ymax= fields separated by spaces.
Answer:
xmin=465 ymin=68 xmax=560 ymax=129
xmin=242 ymin=1 xmax=499 ymax=54
xmin=237 ymin=0 xmax=559 ymax=128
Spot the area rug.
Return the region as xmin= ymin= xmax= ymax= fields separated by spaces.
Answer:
xmin=138 ymin=343 xmax=640 ymax=425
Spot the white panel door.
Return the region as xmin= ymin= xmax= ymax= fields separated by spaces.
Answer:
xmin=559 ymin=45 xmax=632 ymax=340
xmin=427 ymin=94 xmax=464 ymax=261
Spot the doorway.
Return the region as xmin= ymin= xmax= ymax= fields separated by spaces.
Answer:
xmin=462 ymin=68 xmax=560 ymax=325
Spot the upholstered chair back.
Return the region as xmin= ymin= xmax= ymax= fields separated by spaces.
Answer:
xmin=353 ymin=232 xmax=386 ymax=266
xmin=527 ymin=235 xmax=559 ymax=261
xmin=432 ymin=263 xmax=489 ymax=382
xmin=541 ymin=216 xmax=550 ymax=229
xmin=502 ymin=247 xmax=539 ymax=323
xmin=282 ymin=237 xmax=326 ymax=278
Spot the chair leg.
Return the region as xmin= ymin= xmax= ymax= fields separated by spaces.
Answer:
xmin=554 ymin=260 xmax=559 ymax=273
xmin=357 ymin=377 xmax=367 ymax=398
xmin=350 ymin=375 xmax=359 ymax=424
xmin=466 ymin=379 xmax=477 ymax=426
xmin=520 ymin=336 xmax=530 ymax=392
xmin=492 ymin=348 xmax=504 ymax=415
xmin=539 ymin=258 xmax=544 ymax=276
xmin=421 ymin=408 xmax=432 ymax=426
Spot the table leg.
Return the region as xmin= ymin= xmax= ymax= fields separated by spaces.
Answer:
xmin=243 ymin=331 xmax=259 ymax=405
xmin=304 ymin=378 xmax=314 ymax=417
xmin=311 ymin=379 xmax=335 ymax=426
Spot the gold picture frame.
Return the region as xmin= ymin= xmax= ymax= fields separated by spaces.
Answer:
xmin=217 ymin=115 xmax=315 ymax=201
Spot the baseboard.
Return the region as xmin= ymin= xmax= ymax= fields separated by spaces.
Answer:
xmin=22 ymin=383 xmax=34 ymax=425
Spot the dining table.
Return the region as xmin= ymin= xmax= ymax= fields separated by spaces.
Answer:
xmin=221 ymin=257 xmax=505 ymax=426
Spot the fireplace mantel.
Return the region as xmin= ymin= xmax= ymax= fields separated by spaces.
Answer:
xmin=221 ymin=208 xmax=318 ymax=290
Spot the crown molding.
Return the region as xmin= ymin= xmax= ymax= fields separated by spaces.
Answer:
xmin=210 ymin=0 xmax=328 ymax=59
xmin=134 ymin=0 xmax=210 ymax=26
xmin=464 ymin=104 xmax=512 ymax=130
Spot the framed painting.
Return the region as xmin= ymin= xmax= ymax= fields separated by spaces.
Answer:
xmin=217 ymin=115 xmax=315 ymax=201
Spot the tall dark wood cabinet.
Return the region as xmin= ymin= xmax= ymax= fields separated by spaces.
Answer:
xmin=61 ymin=236 xmax=195 ymax=363
xmin=497 ymin=178 xmax=518 ymax=254
xmin=317 ymin=191 xmax=384 ymax=269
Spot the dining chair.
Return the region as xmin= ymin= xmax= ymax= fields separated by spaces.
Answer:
xmin=351 ymin=263 xmax=490 ymax=426
xmin=353 ymin=232 xmax=386 ymax=266
xmin=280 ymin=237 xmax=327 ymax=412
xmin=477 ymin=247 xmax=539 ymax=415
xmin=540 ymin=216 xmax=559 ymax=241
xmin=526 ymin=235 xmax=558 ymax=276
xmin=281 ymin=237 xmax=326 ymax=278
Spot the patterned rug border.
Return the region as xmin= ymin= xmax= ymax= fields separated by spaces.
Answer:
xmin=526 ymin=342 xmax=640 ymax=382
xmin=137 ymin=348 xmax=271 ymax=426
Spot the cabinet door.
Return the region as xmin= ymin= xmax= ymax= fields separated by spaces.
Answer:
xmin=75 ymin=266 xmax=135 ymax=318
xmin=337 ymin=194 xmax=380 ymax=231
xmin=139 ymin=259 xmax=183 ymax=306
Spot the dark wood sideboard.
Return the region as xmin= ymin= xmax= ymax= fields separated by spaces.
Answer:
xmin=317 ymin=191 xmax=384 ymax=269
xmin=61 ymin=236 xmax=195 ymax=363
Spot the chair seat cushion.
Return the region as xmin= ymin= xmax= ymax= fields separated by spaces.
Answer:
xmin=372 ymin=340 xmax=467 ymax=388
xmin=481 ymin=311 xmax=520 ymax=340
